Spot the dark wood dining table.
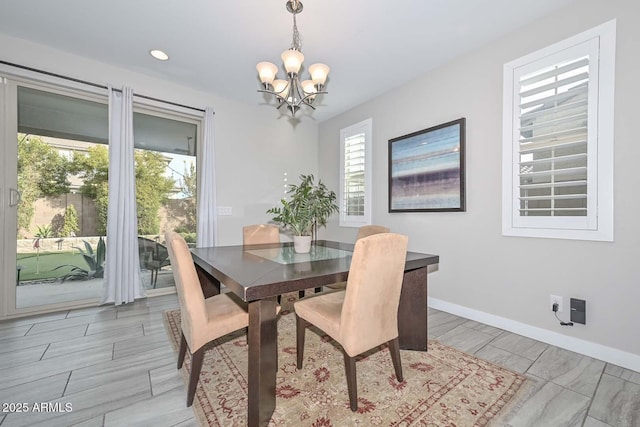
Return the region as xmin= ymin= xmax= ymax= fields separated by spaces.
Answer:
xmin=190 ymin=240 xmax=439 ymax=427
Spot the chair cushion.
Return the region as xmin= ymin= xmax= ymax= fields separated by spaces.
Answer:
xmin=204 ymin=293 xmax=250 ymax=342
xmin=325 ymin=281 xmax=346 ymax=290
xmin=294 ymin=290 xmax=345 ymax=344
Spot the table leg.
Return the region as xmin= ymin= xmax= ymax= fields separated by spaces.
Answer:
xmin=398 ymin=267 xmax=428 ymax=351
xmin=247 ymin=298 xmax=279 ymax=427
xmin=195 ymin=264 xmax=221 ymax=298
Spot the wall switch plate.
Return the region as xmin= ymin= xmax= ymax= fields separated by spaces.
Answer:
xmin=217 ymin=206 xmax=232 ymax=216
xmin=570 ymin=298 xmax=586 ymax=325
xmin=550 ymin=294 xmax=563 ymax=312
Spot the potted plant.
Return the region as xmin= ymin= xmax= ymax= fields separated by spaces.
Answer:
xmin=267 ymin=174 xmax=339 ymax=253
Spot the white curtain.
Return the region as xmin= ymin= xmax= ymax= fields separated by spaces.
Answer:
xmin=101 ymin=86 xmax=145 ymax=305
xmin=196 ymin=107 xmax=217 ymax=248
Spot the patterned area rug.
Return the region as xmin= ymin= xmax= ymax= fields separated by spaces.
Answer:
xmin=163 ymin=294 xmax=530 ymax=426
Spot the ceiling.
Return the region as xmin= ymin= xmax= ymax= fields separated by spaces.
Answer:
xmin=0 ymin=0 xmax=575 ymax=122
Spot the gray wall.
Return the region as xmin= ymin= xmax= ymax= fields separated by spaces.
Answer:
xmin=0 ymin=34 xmax=319 ymax=247
xmin=319 ymin=0 xmax=640 ymax=361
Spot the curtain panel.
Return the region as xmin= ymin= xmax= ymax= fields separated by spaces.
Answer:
xmin=101 ymin=86 xmax=145 ymax=305
xmin=196 ymin=107 xmax=217 ymax=248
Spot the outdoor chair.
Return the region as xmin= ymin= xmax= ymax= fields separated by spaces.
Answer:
xmin=138 ymin=236 xmax=171 ymax=288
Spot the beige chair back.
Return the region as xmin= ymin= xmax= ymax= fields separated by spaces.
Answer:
xmin=356 ymin=225 xmax=390 ymax=240
xmin=165 ymin=231 xmax=208 ymax=351
xmin=243 ymin=224 xmax=280 ymax=245
xmin=339 ymin=233 xmax=408 ymax=356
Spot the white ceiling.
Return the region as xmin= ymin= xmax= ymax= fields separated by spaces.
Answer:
xmin=0 ymin=0 xmax=575 ymax=121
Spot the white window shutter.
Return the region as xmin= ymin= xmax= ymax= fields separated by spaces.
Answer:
xmin=340 ymin=118 xmax=372 ymax=227
xmin=502 ymin=20 xmax=615 ymax=241
xmin=344 ymin=133 xmax=366 ymax=216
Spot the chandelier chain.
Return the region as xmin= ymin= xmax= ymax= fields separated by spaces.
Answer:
xmin=291 ymin=12 xmax=302 ymax=50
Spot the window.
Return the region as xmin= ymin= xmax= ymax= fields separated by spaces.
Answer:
xmin=502 ymin=20 xmax=615 ymax=241
xmin=339 ymin=118 xmax=372 ymax=227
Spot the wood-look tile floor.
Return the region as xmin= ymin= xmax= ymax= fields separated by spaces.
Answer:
xmin=0 ymin=294 xmax=638 ymax=426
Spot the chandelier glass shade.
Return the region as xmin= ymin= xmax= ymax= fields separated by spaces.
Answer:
xmin=256 ymin=0 xmax=330 ymax=117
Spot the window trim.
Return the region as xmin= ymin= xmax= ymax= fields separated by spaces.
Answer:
xmin=501 ymin=20 xmax=616 ymax=241
xmin=339 ymin=118 xmax=372 ymax=227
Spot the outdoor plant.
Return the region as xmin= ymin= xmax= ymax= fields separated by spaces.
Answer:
xmin=54 ymin=237 xmax=106 ymax=282
xmin=35 ymin=224 xmax=53 ymax=238
xmin=17 ymin=134 xmax=71 ymax=235
xmin=61 ymin=205 xmax=80 ymax=237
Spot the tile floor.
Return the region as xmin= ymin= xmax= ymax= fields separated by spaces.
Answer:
xmin=0 ymin=294 xmax=638 ymax=426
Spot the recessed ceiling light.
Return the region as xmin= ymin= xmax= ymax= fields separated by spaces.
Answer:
xmin=149 ymin=49 xmax=169 ymax=61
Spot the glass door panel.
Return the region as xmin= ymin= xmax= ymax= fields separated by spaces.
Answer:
xmin=5 ymin=81 xmax=109 ymax=312
xmin=133 ymin=110 xmax=198 ymax=292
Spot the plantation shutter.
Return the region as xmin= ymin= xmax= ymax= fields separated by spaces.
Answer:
xmin=507 ymin=34 xmax=604 ymax=234
xmin=344 ymin=132 xmax=365 ymax=216
xmin=517 ymin=56 xmax=590 ymax=218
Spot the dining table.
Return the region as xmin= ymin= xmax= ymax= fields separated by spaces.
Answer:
xmin=190 ymin=240 xmax=439 ymax=427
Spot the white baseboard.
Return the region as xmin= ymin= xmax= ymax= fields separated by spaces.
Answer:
xmin=428 ymin=297 xmax=640 ymax=373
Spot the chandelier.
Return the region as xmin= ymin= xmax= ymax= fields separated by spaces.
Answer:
xmin=256 ymin=0 xmax=330 ymax=118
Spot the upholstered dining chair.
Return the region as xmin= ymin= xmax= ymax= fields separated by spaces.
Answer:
xmin=242 ymin=224 xmax=280 ymax=245
xmin=325 ymin=224 xmax=391 ymax=291
xmin=165 ymin=230 xmax=250 ymax=407
xmin=355 ymin=224 xmax=390 ymax=240
xmin=294 ymin=233 xmax=408 ymax=411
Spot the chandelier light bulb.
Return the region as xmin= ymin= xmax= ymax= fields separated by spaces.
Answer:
xmin=308 ymin=63 xmax=330 ymax=87
xmin=256 ymin=62 xmax=278 ymax=86
xmin=301 ymin=80 xmax=317 ymax=101
xmin=272 ymin=79 xmax=290 ymax=100
xmin=281 ymin=49 xmax=305 ymax=75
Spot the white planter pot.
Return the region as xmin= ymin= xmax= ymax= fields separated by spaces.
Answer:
xmin=293 ymin=235 xmax=312 ymax=254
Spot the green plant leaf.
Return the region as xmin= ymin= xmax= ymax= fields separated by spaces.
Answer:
xmin=266 ymin=174 xmax=338 ymax=236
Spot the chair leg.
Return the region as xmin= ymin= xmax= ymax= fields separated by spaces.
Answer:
xmin=314 ymin=287 xmax=322 ymax=293
xmin=296 ymin=315 xmax=307 ymax=369
xmin=187 ymin=347 xmax=204 ymax=407
xmin=277 ymin=295 xmax=281 ymax=304
xmin=298 ymin=290 xmax=305 ymax=299
xmin=388 ymin=337 xmax=403 ymax=382
xmin=342 ymin=350 xmax=358 ymax=412
xmin=177 ymin=332 xmax=187 ymax=369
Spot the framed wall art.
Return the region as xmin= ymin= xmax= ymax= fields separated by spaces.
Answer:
xmin=388 ymin=118 xmax=466 ymax=212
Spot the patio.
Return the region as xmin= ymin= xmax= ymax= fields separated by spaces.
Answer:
xmin=16 ymin=270 xmax=175 ymax=308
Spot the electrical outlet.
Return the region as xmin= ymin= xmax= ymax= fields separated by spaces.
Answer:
xmin=216 ymin=206 xmax=232 ymax=216
xmin=550 ymin=294 xmax=563 ymax=313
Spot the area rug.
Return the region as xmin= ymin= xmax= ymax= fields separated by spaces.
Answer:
xmin=164 ymin=294 xmax=531 ymax=426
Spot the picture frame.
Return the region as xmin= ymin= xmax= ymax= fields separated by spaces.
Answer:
xmin=388 ymin=118 xmax=466 ymax=212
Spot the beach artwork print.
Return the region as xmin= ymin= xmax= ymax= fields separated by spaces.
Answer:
xmin=389 ymin=118 xmax=466 ymax=212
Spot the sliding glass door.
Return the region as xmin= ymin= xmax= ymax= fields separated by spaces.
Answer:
xmin=1 ymin=77 xmax=199 ymax=317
